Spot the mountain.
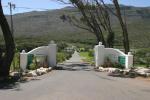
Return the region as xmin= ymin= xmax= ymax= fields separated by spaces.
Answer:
xmin=1 ymin=5 xmax=150 ymax=48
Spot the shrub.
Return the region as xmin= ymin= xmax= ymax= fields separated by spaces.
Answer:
xmin=112 ymin=62 xmax=124 ymax=69
xmin=102 ymin=57 xmax=124 ymax=69
xmin=57 ymin=51 xmax=74 ymax=63
xmin=134 ymin=48 xmax=150 ymax=67
xmin=88 ymin=49 xmax=94 ymax=57
xmin=57 ymin=52 xmax=66 ymax=63
xmin=79 ymin=48 xmax=85 ymax=52
xmin=57 ymin=42 xmax=68 ymax=52
xmin=146 ymin=54 xmax=150 ymax=67
xmin=10 ymin=52 xmax=20 ymax=71
xmin=28 ymin=57 xmax=37 ymax=70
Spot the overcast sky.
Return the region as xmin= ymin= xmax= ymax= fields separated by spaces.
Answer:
xmin=2 ymin=0 xmax=150 ymax=14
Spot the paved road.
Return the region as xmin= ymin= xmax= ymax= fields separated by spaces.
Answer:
xmin=0 ymin=52 xmax=150 ymax=100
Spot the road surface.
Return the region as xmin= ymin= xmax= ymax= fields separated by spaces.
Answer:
xmin=0 ymin=51 xmax=150 ymax=100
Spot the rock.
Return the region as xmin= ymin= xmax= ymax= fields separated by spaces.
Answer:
xmin=10 ymin=72 xmax=20 ymax=77
xmin=121 ymin=69 xmax=130 ymax=75
xmin=105 ymin=68 xmax=119 ymax=73
xmin=128 ymin=71 xmax=138 ymax=78
xmin=134 ymin=68 xmax=150 ymax=76
xmin=26 ymin=67 xmax=52 ymax=77
xmin=36 ymin=67 xmax=48 ymax=75
xmin=22 ymin=72 xmax=27 ymax=76
xmin=146 ymin=73 xmax=150 ymax=77
xmin=112 ymin=69 xmax=122 ymax=74
xmin=98 ymin=67 xmax=104 ymax=72
xmin=10 ymin=72 xmax=21 ymax=80
xmin=26 ymin=70 xmax=37 ymax=77
xmin=47 ymin=67 xmax=52 ymax=72
xmin=97 ymin=67 xmax=120 ymax=73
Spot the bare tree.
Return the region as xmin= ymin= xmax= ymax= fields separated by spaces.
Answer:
xmin=60 ymin=0 xmax=115 ymax=47
xmin=0 ymin=0 xmax=15 ymax=79
xmin=58 ymin=0 xmax=130 ymax=52
xmin=112 ymin=0 xmax=130 ymax=54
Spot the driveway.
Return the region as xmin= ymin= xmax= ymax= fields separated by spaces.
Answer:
xmin=0 ymin=51 xmax=150 ymax=100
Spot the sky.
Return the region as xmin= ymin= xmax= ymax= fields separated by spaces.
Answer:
xmin=2 ymin=0 xmax=150 ymax=15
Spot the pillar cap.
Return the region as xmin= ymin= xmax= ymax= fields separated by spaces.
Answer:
xmin=50 ymin=40 xmax=55 ymax=44
xmin=128 ymin=52 xmax=132 ymax=55
xmin=21 ymin=50 xmax=26 ymax=53
xmin=99 ymin=42 xmax=102 ymax=45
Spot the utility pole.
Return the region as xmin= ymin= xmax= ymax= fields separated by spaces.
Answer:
xmin=8 ymin=2 xmax=16 ymax=71
xmin=8 ymin=2 xmax=15 ymax=37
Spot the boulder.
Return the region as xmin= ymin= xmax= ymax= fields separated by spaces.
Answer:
xmin=26 ymin=70 xmax=37 ymax=77
xmin=104 ymin=68 xmax=119 ymax=73
xmin=36 ymin=67 xmax=48 ymax=75
xmin=10 ymin=72 xmax=20 ymax=77
xmin=98 ymin=67 xmax=104 ymax=72
xmin=47 ymin=67 xmax=52 ymax=72
xmin=97 ymin=67 xmax=120 ymax=73
xmin=134 ymin=68 xmax=150 ymax=76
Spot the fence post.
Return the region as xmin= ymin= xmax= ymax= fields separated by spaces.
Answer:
xmin=94 ymin=42 xmax=105 ymax=67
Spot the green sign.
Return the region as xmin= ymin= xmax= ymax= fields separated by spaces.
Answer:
xmin=118 ymin=56 xmax=125 ymax=66
xmin=27 ymin=54 xmax=34 ymax=68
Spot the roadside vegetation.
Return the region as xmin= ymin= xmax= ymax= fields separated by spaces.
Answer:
xmin=0 ymin=35 xmax=149 ymax=71
xmin=79 ymin=49 xmax=94 ymax=64
xmin=134 ymin=48 xmax=150 ymax=68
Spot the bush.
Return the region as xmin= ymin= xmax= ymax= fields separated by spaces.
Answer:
xmin=88 ymin=49 xmax=94 ymax=57
xmin=112 ymin=63 xmax=124 ymax=69
xmin=146 ymin=55 xmax=150 ymax=67
xmin=102 ymin=58 xmax=124 ymax=69
xmin=79 ymin=48 xmax=85 ymax=52
xmin=10 ymin=52 xmax=22 ymax=71
xmin=65 ymin=52 xmax=72 ymax=60
xmin=28 ymin=57 xmax=37 ymax=70
xmin=57 ymin=52 xmax=66 ymax=63
xmin=57 ymin=42 xmax=68 ymax=52
xmin=134 ymin=48 xmax=150 ymax=67
xmin=57 ymin=51 xmax=73 ymax=63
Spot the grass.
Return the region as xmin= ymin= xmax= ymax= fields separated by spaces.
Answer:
xmin=57 ymin=51 xmax=73 ymax=63
xmin=79 ymin=52 xmax=94 ymax=63
xmin=134 ymin=64 xmax=149 ymax=68
xmin=10 ymin=52 xmax=20 ymax=71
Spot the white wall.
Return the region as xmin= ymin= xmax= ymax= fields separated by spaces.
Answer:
xmin=105 ymin=48 xmax=126 ymax=63
xmin=20 ymin=43 xmax=57 ymax=71
xmin=28 ymin=46 xmax=48 ymax=55
xmin=94 ymin=42 xmax=133 ymax=69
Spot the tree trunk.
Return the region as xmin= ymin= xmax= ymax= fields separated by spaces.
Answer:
xmin=0 ymin=0 xmax=15 ymax=78
xmin=70 ymin=0 xmax=106 ymax=45
xmin=107 ymin=31 xmax=114 ymax=48
xmin=113 ymin=0 xmax=130 ymax=54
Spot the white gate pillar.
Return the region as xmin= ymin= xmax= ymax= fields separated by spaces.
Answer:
xmin=94 ymin=42 xmax=105 ymax=67
xmin=20 ymin=50 xmax=28 ymax=71
xmin=48 ymin=41 xmax=57 ymax=67
xmin=125 ymin=52 xmax=133 ymax=69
